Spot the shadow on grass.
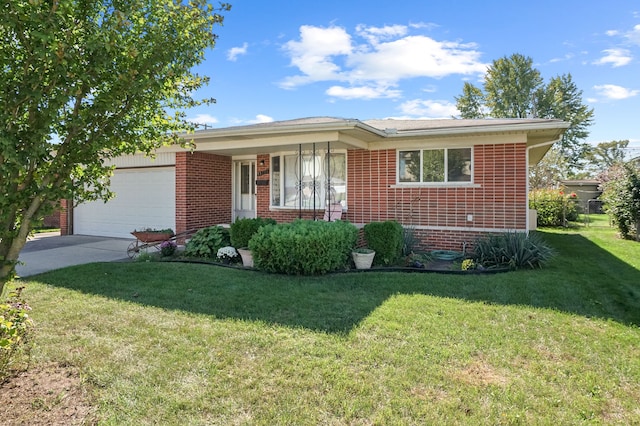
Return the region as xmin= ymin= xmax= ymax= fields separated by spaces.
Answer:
xmin=31 ymin=232 xmax=640 ymax=334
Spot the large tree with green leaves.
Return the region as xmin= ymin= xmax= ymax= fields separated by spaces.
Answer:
xmin=455 ymin=53 xmax=594 ymax=174
xmin=0 ymin=0 xmax=230 ymax=291
xmin=583 ymin=140 xmax=629 ymax=176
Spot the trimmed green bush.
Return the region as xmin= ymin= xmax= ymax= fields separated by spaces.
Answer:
xmin=473 ymin=231 xmax=555 ymax=270
xmin=249 ymin=219 xmax=358 ymax=275
xmin=184 ymin=225 xmax=230 ymax=258
xmin=230 ymin=217 xmax=277 ymax=248
xmin=529 ymin=189 xmax=578 ymax=227
xmin=363 ymin=221 xmax=404 ymax=266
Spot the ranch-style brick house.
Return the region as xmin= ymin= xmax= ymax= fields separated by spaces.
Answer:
xmin=60 ymin=117 xmax=569 ymax=251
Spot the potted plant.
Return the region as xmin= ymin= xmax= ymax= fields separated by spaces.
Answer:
xmin=352 ymin=247 xmax=376 ymax=269
xmin=230 ymin=217 xmax=276 ymax=267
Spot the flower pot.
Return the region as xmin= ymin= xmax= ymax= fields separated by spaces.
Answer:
xmin=237 ymin=248 xmax=254 ymax=268
xmin=352 ymin=249 xmax=375 ymax=269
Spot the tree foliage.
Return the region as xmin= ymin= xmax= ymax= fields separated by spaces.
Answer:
xmin=455 ymin=82 xmax=486 ymax=119
xmin=600 ymin=163 xmax=640 ymax=241
xmin=538 ymin=74 xmax=594 ymax=169
xmin=483 ymin=54 xmax=544 ymax=119
xmin=0 ymin=0 xmax=230 ymax=290
xmin=583 ymin=140 xmax=629 ymax=176
xmin=529 ymin=147 xmax=569 ymax=190
xmin=455 ymin=53 xmax=594 ymax=176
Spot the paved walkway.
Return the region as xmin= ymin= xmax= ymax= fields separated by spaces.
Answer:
xmin=16 ymin=233 xmax=133 ymax=278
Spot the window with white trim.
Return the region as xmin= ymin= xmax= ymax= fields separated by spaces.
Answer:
xmin=398 ymin=148 xmax=472 ymax=183
xmin=271 ymin=151 xmax=346 ymax=208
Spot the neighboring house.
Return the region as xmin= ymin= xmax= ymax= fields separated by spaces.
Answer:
xmin=560 ymin=179 xmax=603 ymax=214
xmin=60 ymin=117 xmax=568 ymax=251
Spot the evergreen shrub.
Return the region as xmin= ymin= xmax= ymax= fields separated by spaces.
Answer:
xmin=249 ymin=219 xmax=358 ymax=275
xmin=230 ymin=217 xmax=277 ymax=248
xmin=363 ymin=220 xmax=404 ymax=266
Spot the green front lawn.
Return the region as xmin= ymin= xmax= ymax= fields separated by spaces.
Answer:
xmin=16 ymin=217 xmax=640 ymax=424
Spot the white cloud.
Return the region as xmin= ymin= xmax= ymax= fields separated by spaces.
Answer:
xmin=593 ymin=84 xmax=640 ymax=100
xmin=399 ymin=99 xmax=459 ymax=118
xmin=280 ymin=25 xmax=352 ymax=89
xmin=249 ymin=114 xmax=274 ymax=124
xmin=227 ymin=42 xmax=248 ymax=61
xmin=549 ymin=53 xmax=575 ymax=63
xmin=355 ymin=24 xmax=408 ymax=45
xmin=229 ymin=115 xmax=275 ymax=125
xmin=347 ymin=36 xmax=486 ymax=81
xmin=409 ymin=22 xmax=439 ymax=31
xmin=626 ymin=24 xmax=640 ymax=45
xmin=326 ymin=85 xmax=401 ymax=100
xmin=605 ymin=30 xmax=620 ymax=36
xmin=593 ymin=48 xmax=633 ymax=67
xmin=188 ymin=113 xmax=219 ymax=126
xmin=279 ymin=24 xmax=487 ymax=99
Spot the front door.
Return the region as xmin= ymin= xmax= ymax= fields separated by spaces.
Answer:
xmin=233 ymin=160 xmax=256 ymax=220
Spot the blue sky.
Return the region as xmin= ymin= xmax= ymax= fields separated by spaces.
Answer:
xmin=188 ymin=0 xmax=640 ymax=149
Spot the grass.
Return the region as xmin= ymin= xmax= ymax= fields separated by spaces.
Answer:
xmin=14 ymin=215 xmax=640 ymax=424
xmin=32 ymin=227 xmax=60 ymax=234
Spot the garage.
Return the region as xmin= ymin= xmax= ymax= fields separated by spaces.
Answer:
xmin=73 ymin=167 xmax=176 ymax=239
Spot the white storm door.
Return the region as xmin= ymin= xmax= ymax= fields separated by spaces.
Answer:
xmin=234 ymin=160 xmax=256 ymax=220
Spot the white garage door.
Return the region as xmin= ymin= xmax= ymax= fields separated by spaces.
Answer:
xmin=74 ymin=167 xmax=176 ymax=239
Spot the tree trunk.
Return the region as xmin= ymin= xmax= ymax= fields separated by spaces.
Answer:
xmin=0 ymin=199 xmax=40 ymax=294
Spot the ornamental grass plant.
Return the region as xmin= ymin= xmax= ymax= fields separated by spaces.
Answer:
xmin=473 ymin=231 xmax=555 ymax=270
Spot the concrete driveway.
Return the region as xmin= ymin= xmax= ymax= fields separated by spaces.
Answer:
xmin=16 ymin=233 xmax=133 ymax=278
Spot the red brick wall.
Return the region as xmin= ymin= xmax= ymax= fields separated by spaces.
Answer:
xmin=346 ymin=143 xmax=528 ymax=250
xmin=40 ymin=202 xmax=61 ymax=229
xmin=175 ymin=152 xmax=232 ymax=234
xmin=59 ymin=199 xmax=70 ymax=235
xmin=253 ymin=143 xmax=528 ymax=251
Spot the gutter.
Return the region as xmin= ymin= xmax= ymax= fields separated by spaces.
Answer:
xmin=181 ymin=118 xmax=570 ymax=142
xmin=381 ymin=121 xmax=571 ymax=139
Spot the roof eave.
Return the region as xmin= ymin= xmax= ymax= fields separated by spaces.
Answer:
xmin=381 ymin=121 xmax=570 ymax=139
xmin=180 ymin=119 xmax=387 ymax=142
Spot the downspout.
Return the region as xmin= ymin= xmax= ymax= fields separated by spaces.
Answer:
xmin=298 ymin=144 xmax=302 ymax=219
xmin=326 ymin=141 xmax=331 ymax=209
xmin=526 ymin=137 xmax=562 ymax=234
xmin=312 ymin=143 xmax=317 ymax=220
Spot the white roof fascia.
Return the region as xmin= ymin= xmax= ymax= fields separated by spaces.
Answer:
xmin=181 ymin=119 xmax=386 ymax=141
xmin=378 ymin=121 xmax=570 ymax=139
